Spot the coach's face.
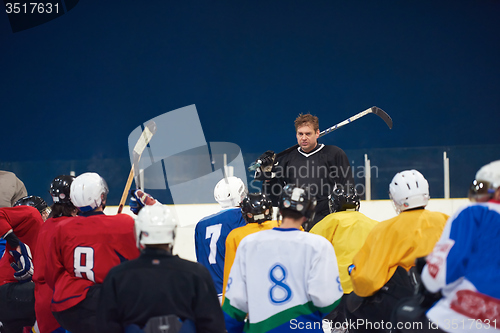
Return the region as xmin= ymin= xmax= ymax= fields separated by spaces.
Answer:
xmin=296 ymin=123 xmax=319 ymax=153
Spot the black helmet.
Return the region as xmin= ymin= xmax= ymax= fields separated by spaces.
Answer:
xmin=14 ymin=195 xmax=49 ymax=214
xmin=241 ymin=193 xmax=273 ymax=223
xmin=328 ymin=184 xmax=360 ymax=213
xmin=279 ymin=184 xmax=317 ymax=220
xmin=49 ymin=175 xmax=75 ymax=204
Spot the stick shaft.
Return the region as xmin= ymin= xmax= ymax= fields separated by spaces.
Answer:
xmin=319 ymin=108 xmax=373 ymax=137
xmin=248 ymin=106 xmax=392 ymax=171
xmin=117 ymin=168 xmax=135 ymax=214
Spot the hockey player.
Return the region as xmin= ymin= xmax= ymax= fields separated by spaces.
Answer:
xmin=46 ymin=172 xmax=140 ymax=333
xmin=194 ymin=176 xmax=247 ymax=302
xmin=393 ymin=160 xmax=500 ymax=333
xmin=221 ymin=192 xmax=280 ymax=303
xmin=348 ymin=170 xmax=449 ymax=332
xmin=98 ymin=204 xmax=226 ymax=333
xmin=0 ymin=196 xmax=49 ymax=333
xmin=33 ymin=175 xmax=77 ymax=333
xmin=223 ymin=184 xmax=343 ymax=333
xmin=309 ymin=185 xmax=378 ymax=328
xmin=254 ymin=113 xmax=353 ymax=231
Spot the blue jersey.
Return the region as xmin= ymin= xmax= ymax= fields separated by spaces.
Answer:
xmin=194 ymin=208 xmax=246 ymax=298
xmin=422 ymin=202 xmax=500 ymax=330
xmin=0 ymin=238 xmax=5 ymax=257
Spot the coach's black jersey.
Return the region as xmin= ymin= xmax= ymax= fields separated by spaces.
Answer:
xmin=258 ymin=144 xmax=353 ymax=230
xmin=98 ymin=248 xmax=225 ymax=333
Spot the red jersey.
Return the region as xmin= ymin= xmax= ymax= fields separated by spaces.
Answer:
xmin=33 ymin=215 xmax=71 ymax=333
xmin=46 ymin=211 xmax=140 ymax=312
xmin=0 ymin=206 xmax=43 ymax=285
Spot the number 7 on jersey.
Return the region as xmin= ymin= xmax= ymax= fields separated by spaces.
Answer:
xmin=206 ymin=224 xmax=222 ymax=264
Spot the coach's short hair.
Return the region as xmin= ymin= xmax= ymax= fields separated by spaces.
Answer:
xmin=294 ymin=113 xmax=319 ymax=132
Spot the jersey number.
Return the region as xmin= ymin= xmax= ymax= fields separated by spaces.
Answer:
xmin=269 ymin=263 xmax=292 ymax=304
xmin=205 ymin=224 xmax=222 ymax=264
xmin=74 ymin=246 xmax=95 ymax=282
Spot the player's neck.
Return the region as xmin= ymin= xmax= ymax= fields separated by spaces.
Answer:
xmin=146 ymin=244 xmax=173 ymax=253
xmin=279 ymin=218 xmax=303 ymax=229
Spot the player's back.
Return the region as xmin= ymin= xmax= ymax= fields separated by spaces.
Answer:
xmin=55 ymin=212 xmax=139 ymax=283
xmin=194 ymin=207 xmax=246 ymax=297
xmin=48 ymin=212 xmax=140 ymax=312
xmin=34 ymin=216 xmax=71 ymax=284
xmin=369 ymin=209 xmax=448 ymax=270
xmin=351 ymin=209 xmax=448 ymax=297
xmin=99 ymin=249 xmax=225 ymax=333
xmin=238 ymin=228 xmax=338 ymax=308
xmin=224 ymin=228 xmax=342 ymax=332
xmin=310 ymin=211 xmax=378 ymax=293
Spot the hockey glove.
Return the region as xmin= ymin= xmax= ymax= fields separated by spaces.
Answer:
xmin=9 ymin=242 xmax=34 ymax=283
xmin=129 ymin=189 xmax=160 ymax=215
xmin=255 ymin=150 xmax=276 ymax=174
xmin=258 ymin=150 xmax=276 ymax=168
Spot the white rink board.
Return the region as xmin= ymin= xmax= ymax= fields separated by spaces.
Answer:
xmin=106 ymin=198 xmax=470 ymax=262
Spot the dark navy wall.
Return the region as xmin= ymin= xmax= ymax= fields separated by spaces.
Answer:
xmin=1 ymin=1 xmax=499 ymax=203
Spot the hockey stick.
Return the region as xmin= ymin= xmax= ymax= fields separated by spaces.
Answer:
xmin=248 ymin=106 xmax=392 ymax=171
xmin=117 ymin=121 xmax=157 ymax=214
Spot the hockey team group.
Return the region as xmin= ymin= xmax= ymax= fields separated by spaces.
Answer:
xmin=0 ymin=113 xmax=499 ymax=333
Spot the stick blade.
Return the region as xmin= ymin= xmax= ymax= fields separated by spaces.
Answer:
xmin=133 ymin=121 xmax=157 ymax=186
xmin=134 ymin=121 xmax=157 ymax=153
xmin=145 ymin=120 xmax=158 ymax=135
xmin=370 ymin=106 xmax=393 ymax=129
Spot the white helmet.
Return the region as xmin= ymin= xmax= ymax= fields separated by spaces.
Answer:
xmin=213 ymin=176 xmax=247 ymax=208
xmin=469 ymin=160 xmax=500 ymax=202
xmin=389 ymin=169 xmax=429 ymax=214
xmin=70 ymin=172 xmax=109 ymax=212
xmin=135 ymin=205 xmax=177 ymax=247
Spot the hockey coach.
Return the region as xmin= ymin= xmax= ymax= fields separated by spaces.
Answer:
xmin=254 ymin=113 xmax=353 ymax=231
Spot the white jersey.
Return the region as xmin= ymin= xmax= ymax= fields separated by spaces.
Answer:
xmin=222 ymin=227 xmax=343 ymax=333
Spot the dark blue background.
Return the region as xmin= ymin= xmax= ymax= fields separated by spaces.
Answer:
xmin=1 ymin=1 xmax=499 ymax=204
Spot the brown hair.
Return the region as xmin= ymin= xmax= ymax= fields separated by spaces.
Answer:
xmin=49 ymin=202 xmax=77 ymax=218
xmin=294 ymin=113 xmax=319 ymax=132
